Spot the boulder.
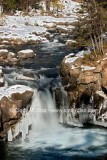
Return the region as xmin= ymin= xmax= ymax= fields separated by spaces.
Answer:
xmin=0 ymin=97 xmax=22 ymax=124
xmin=45 ymin=23 xmax=56 ymax=29
xmin=0 ymin=85 xmax=33 ymax=139
xmin=57 ymin=26 xmax=69 ymax=33
xmin=0 ymin=49 xmax=8 ymax=59
xmin=66 ymin=40 xmax=77 ymax=48
xmin=18 ymin=49 xmax=35 ymax=59
xmin=11 ymin=91 xmax=33 ymax=108
xmin=7 ymin=52 xmax=18 ymax=65
xmin=23 ymin=71 xmax=40 ymax=79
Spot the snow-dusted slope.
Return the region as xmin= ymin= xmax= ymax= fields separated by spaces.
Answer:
xmin=0 ymin=0 xmax=79 ymax=44
xmin=61 ymin=0 xmax=79 ymax=16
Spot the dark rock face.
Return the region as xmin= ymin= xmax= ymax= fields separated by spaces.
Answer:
xmin=0 ymin=85 xmax=33 ymax=139
xmin=60 ymin=53 xmax=107 ymax=127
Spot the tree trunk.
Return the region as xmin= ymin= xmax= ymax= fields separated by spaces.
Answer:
xmin=46 ymin=0 xmax=51 ymax=15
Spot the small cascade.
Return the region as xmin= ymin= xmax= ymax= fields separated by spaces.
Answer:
xmin=7 ymin=87 xmax=58 ymax=141
xmin=59 ymin=87 xmax=69 ymax=124
xmin=31 ymin=88 xmax=58 ymax=132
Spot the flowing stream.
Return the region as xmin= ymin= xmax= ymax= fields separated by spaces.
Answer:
xmin=1 ymin=38 xmax=107 ymax=160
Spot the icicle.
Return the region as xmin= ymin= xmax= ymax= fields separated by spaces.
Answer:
xmin=8 ymin=128 xmax=13 ymax=142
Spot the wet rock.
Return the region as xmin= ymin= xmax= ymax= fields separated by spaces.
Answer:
xmin=23 ymin=71 xmax=40 ymax=79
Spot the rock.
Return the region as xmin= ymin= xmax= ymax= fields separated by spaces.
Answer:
xmin=101 ymin=68 xmax=107 ymax=89
xmin=47 ymin=28 xmax=57 ymax=33
xmin=0 ymin=85 xmax=33 ymax=139
xmin=60 ymin=51 xmax=107 ymax=127
xmin=77 ymin=71 xmax=99 ymax=84
xmin=7 ymin=52 xmax=18 ymax=65
xmin=45 ymin=23 xmax=56 ymax=29
xmin=18 ymin=49 xmax=35 ymax=59
xmin=8 ymin=52 xmax=15 ymax=59
xmin=57 ymin=26 xmax=69 ymax=33
xmin=0 ymin=97 xmax=21 ymax=123
xmin=44 ymin=32 xmax=51 ymax=39
xmin=0 ymin=49 xmax=8 ymax=59
xmin=11 ymin=90 xmax=33 ymax=108
xmin=16 ymin=74 xmax=35 ymax=81
xmin=2 ymin=40 xmax=9 ymax=45
xmin=23 ymin=71 xmax=40 ymax=79
xmin=66 ymin=40 xmax=77 ymax=48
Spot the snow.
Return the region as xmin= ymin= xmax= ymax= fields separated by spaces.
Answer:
xmin=0 ymin=16 xmax=47 ymax=43
xmin=0 ymin=85 xmax=33 ymax=100
xmin=97 ymin=57 xmax=107 ymax=63
xmin=65 ymin=53 xmax=75 ymax=59
xmin=8 ymin=52 xmax=15 ymax=56
xmin=16 ymin=75 xmax=35 ymax=81
xmin=0 ymin=69 xmax=3 ymax=74
xmin=57 ymin=25 xmax=69 ymax=32
xmin=18 ymin=49 xmax=34 ymax=54
xmin=0 ymin=77 xmax=4 ymax=83
xmin=81 ymin=65 xmax=96 ymax=71
xmin=0 ymin=49 xmax=8 ymax=53
xmin=0 ymin=0 xmax=80 ymax=43
xmin=65 ymin=56 xmax=78 ymax=63
xmin=96 ymin=91 xmax=107 ymax=99
xmin=61 ymin=0 xmax=79 ymax=16
xmin=64 ymin=50 xmax=90 ymax=64
xmin=0 ymin=16 xmax=76 ymax=43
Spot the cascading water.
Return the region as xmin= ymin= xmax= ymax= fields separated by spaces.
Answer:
xmin=31 ymin=88 xmax=58 ymax=131
xmin=4 ymin=41 xmax=107 ymax=160
xmin=8 ymin=87 xmax=59 ymax=141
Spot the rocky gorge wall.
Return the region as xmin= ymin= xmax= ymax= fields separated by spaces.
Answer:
xmin=60 ymin=51 xmax=107 ymax=127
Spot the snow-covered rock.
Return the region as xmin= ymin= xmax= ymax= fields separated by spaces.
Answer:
xmin=66 ymin=39 xmax=77 ymax=48
xmin=45 ymin=23 xmax=56 ymax=29
xmin=0 ymin=85 xmax=33 ymax=139
xmin=18 ymin=49 xmax=35 ymax=59
xmin=57 ymin=25 xmax=69 ymax=33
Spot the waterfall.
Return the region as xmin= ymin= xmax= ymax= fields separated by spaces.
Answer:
xmin=7 ymin=88 xmax=58 ymax=141
xmin=31 ymin=88 xmax=58 ymax=132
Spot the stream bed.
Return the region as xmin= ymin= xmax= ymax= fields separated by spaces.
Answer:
xmin=0 ymin=39 xmax=107 ymax=160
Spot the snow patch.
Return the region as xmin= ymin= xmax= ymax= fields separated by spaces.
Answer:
xmin=65 ymin=56 xmax=78 ymax=63
xmin=81 ymin=65 xmax=96 ymax=71
xmin=18 ymin=49 xmax=34 ymax=54
xmin=0 ymin=85 xmax=33 ymax=100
